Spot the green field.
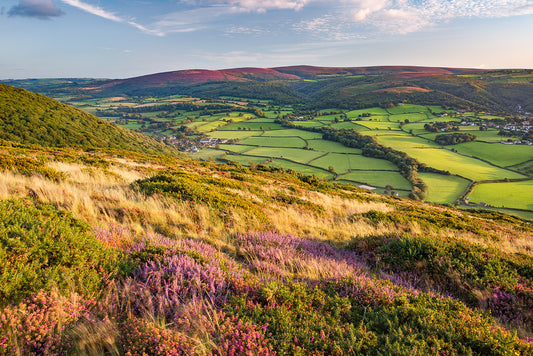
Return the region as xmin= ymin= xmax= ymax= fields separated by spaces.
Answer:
xmin=306 ymin=139 xmax=363 ymax=154
xmin=347 ymin=107 xmax=389 ymax=117
xmin=468 ymin=180 xmax=533 ymax=210
xmin=453 ymin=141 xmax=533 ymax=167
xmin=309 ymin=153 xmax=352 ymax=174
xmin=240 ymin=136 xmax=307 ymax=148
xmin=207 ymin=131 xmax=258 ymax=139
xmin=260 ymin=129 xmax=323 ymax=139
xmin=267 ymin=159 xmax=334 ymax=179
xmin=218 ymin=144 xmax=257 ymax=153
xmin=75 ymin=96 xmax=533 ymax=215
xmin=223 ymin=154 xmax=268 ymax=165
xmin=221 ymin=122 xmax=283 ymax=131
xmin=419 ymin=173 xmax=471 ymax=204
xmin=339 ymin=171 xmax=412 ymax=190
xmin=358 ymin=121 xmax=402 ymax=130
xmin=245 ymin=147 xmax=324 ymax=164
xmin=389 ymin=113 xmax=429 ymax=123
xmin=376 ymin=135 xmax=525 ymax=181
xmin=386 ymin=104 xmax=429 ymax=114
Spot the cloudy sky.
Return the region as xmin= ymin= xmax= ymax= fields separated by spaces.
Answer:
xmin=1 ymin=0 xmax=533 ymax=79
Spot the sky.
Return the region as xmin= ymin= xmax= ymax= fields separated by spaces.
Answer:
xmin=1 ymin=0 xmax=533 ymax=79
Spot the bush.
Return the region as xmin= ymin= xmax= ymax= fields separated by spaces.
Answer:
xmin=0 ymin=199 xmax=120 ymax=305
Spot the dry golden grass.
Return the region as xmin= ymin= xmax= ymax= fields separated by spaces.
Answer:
xmin=0 ymin=151 xmax=532 ymax=256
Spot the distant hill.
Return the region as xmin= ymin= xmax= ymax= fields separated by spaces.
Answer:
xmin=0 ymin=83 xmax=178 ymax=155
xmin=4 ymin=66 xmax=533 ymax=112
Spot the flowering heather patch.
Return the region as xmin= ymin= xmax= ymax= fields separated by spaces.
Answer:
xmin=122 ymin=236 xmax=250 ymax=321
xmin=93 ymin=224 xmax=136 ymax=250
xmin=0 ymin=291 xmax=95 ymax=355
xmin=235 ymin=231 xmax=369 ymax=280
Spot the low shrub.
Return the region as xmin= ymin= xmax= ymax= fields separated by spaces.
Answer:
xmin=0 ymin=199 xmax=120 ymax=304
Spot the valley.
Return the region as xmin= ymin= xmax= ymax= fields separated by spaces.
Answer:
xmin=43 ymin=89 xmax=533 ymax=220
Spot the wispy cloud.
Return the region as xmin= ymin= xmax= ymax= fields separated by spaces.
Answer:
xmin=228 ymin=0 xmax=310 ymax=12
xmin=59 ymin=0 xmax=122 ymax=21
xmin=8 ymin=0 xmax=64 ymax=19
xmin=58 ymin=0 xmax=164 ymax=35
xmin=294 ymin=14 xmax=366 ymax=41
xmin=346 ymin=0 xmax=533 ymax=34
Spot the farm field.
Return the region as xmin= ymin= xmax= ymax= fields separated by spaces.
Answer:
xmin=468 ymin=180 xmax=533 ymax=211
xmin=240 ymin=136 xmax=307 ymax=148
xmin=306 ymin=139 xmax=363 ymax=153
xmin=419 ymin=173 xmax=471 ymax=204
xmin=453 ymin=141 xmax=533 ymax=167
xmin=267 ymin=159 xmax=334 ymax=179
xmin=56 ymin=95 xmax=533 ymax=217
xmin=375 ymin=135 xmax=525 ymax=181
xmin=245 ymin=147 xmax=323 ymax=164
xmin=338 ymin=171 xmax=412 ymax=190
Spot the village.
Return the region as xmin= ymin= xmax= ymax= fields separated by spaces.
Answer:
xmin=159 ymin=136 xmax=230 ymax=153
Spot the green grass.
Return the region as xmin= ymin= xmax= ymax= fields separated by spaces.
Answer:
xmin=338 ymin=171 xmax=412 ymax=190
xmin=207 ymin=131 xmax=258 ymax=140
xmin=375 ymin=135 xmax=525 ymax=181
xmin=245 ymin=147 xmax=324 ymax=164
xmin=223 ymin=154 xmax=268 ymax=165
xmin=346 ymin=108 xmax=389 ymax=117
xmin=246 ymin=118 xmax=277 ymax=123
xmin=240 ymin=136 xmax=307 ymax=148
xmin=426 ymin=106 xmax=446 ymax=113
xmin=468 ymin=180 xmax=533 ymax=210
xmin=419 ymin=173 xmax=471 ymax=204
xmin=309 ymin=154 xmax=351 ymax=174
xmin=348 ymin=155 xmax=399 ymax=170
xmin=330 ymin=122 xmax=370 ymax=130
xmin=453 ymin=142 xmax=533 ymax=167
xmin=189 ymin=149 xmax=227 ymax=160
xmin=386 ymin=104 xmax=429 ymax=115
xmin=357 ymin=122 xmax=402 ymax=130
xmin=263 ymin=129 xmax=323 ymax=139
xmin=296 ymin=121 xmax=325 ymax=128
xmin=306 ymin=139 xmax=363 ymax=154
xmin=267 ymin=159 xmax=334 ymax=179
xmin=389 ymin=113 xmax=429 ymax=123
xmin=218 ymin=144 xmax=257 ymax=153
xmin=473 ymin=130 xmax=522 ymax=142
xmin=221 ymin=122 xmax=284 ymax=131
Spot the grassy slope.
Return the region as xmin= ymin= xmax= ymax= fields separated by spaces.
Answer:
xmin=0 ymin=83 xmax=178 ymax=155
xmin=0 ymin=143 xmax=532 ymax=354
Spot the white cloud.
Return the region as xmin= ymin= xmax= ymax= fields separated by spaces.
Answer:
xmin=60 ymin=0 xmax=122 ymax=22
xmin=294 ymin=14 xmax=366 ymax=41
xmin=229 ymin=0 xmax=310 ymax=12
xmin=347 ymin=0 xmax=533 ymax=33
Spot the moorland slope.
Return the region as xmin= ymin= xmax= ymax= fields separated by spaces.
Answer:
xmin=0 ymin=86 xmax=532 ymax=355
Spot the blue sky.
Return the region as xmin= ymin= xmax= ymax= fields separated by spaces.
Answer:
xmin=1 ymin=0 xmax=533 ymax=79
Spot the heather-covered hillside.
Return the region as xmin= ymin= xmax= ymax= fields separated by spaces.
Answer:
xmin=0 ymin=141 xmax=532 ymax=355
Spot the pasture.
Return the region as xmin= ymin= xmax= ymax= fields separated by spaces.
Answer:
xmin=339 ymin=171 xmax=412 ymax=190
xmin=386 ymin=104 xmax=429 ymax=114
xmin=267 ymin=159 xmax=334 ymax=179
xmin=453 ymin=141 xmax=533 ymax=167
xmin=468 ymin=180 xmax=533 ymax=211
xmin=245 ymin=147 xmax=324 ymax=164
xmin=306 ymin=139 xmax=363 ymax=154
xmin=418 ymin=173 xmax=471 ymax=204
xmin=375 ymin=135 xmax=525 ymax=181
xmin=240 ymin=136 xmax=307 ymax=148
